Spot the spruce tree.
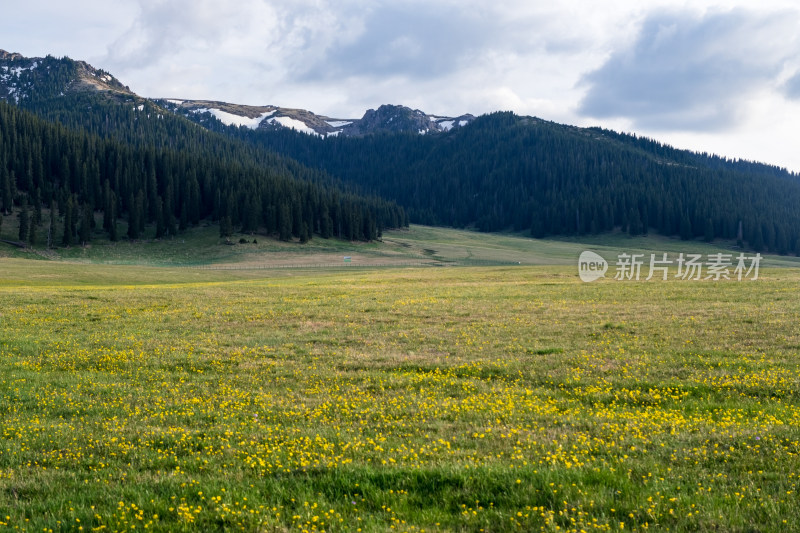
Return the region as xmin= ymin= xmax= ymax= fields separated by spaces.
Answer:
xmin=28 ymin=220 xmax=36 ymax=246
xmin=179 ymin=201 xmax=188 ymax=231
xmin=127 ymin=193 xmax=139 ymax=240
xmin=704 ymin=218 xmax=714 ymax=242
xmin=1 ymin=167 xmax=11 ymax=215
xmin=155 ymin=196 xmax=166 ymax=238
xmin=628 ymin=208 xmax=641 ymax=237
xmin=320 ymin=204 xmax=332 ymax=239
xmin=679 ymin=213 xmax=692 ymax=241
xmin=62 ymin=196 xmax=74 ymax=246
xmin=219 ymin=216 xmax=233 ymax=238
xmin=33 ymin=189 xmax=42 ymax=226
xmin=750 ymin=226 xmax=764 ymax=252
xmin=109 ymin=194 xmax=118 ymax=242
xmin=278 ymin=203 xmax=292 ymax=242
xmin=103 ymin=180 xmax=113 ymax=231
xmin=135 ymin=191 xmax=146 ymax=234
xmin=79 ymin=204 xmax=92 ymax=244
xmin=48 ymin=203 xmax=56 ymax=248
xmin=18 ymin=201 xmax=30 ymax=243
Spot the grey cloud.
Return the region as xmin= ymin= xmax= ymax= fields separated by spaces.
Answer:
xmin=579 ymin=9 xmax=799 ymax=131
xmin=784 ymin=72 xmax=800 ymax=100
xmin=105 ymin=0 xmax=280 ymax=70
xmin=106 ymin=2 xmax=197 ymax=69
xmin=295 ymin=2 xmax=545 ymax=81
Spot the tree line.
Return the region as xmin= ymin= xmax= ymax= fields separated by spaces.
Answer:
xmin=0 ymin=99 xmax=406 ymax=247
xmin=240 ymin=112 xmax=800 ymax=254
xmin=7 ymin=52 xmax=799 ymax=253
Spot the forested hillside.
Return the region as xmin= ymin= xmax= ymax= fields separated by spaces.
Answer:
xmin=0 ymin=100 xmax=406 ymax=247
xmin=4 ymin=51 xmax=799 ymax=254
xmin=238 ymin=112 xmax=800 ymax=253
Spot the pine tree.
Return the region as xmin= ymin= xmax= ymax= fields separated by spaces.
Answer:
xmin=320 ymin=204 xmax=333 ymax=239
xmin=108 ymin=192 xmax=118 ymax=242
xmin=278 ymin=203 xmax=292 ymax=242
xmin=679 ymin=213 xmax=692 ymax=241
xmin=1 ymin=167 xmax=12 ymax=215
xmin=704 ymin=218 xmax=714 ymax=242
xmin=166 ymin=200 xmax=177 ymax=236
xmin=179 ymin=200 xmax=189 ymax=231
xmin=219 ymin=215 xmax=233 ymax=238
xmin=127 ymin=193 xmax=140 ymax=240
xmin=18 ymin=201 xmax=30 ymax=243
xmin=48 ymin=203 xmax=56 ymax=248
xmin=155 ymin=196 xmax=166 ymax=238
xmin=628 ymin=208 xmax=641 ymax=237
xmin=103 ymin=180 xmax=113 ymax=231
xmin=736 ymin=220 xmax=744 ymax=248
xmin=33 ymin=188 xmax=42 ymax=226
xmin=135 ymin=191 xmax=146 ymax=234
xmin=79 ymin=204 xmax=92 ymax=244
xmin=62 ymin=196 xmax=74 ymax=246
xmin=28 ymin=219 xmax=36 ymax=246
xmin=775 ymin=225 xmax=788 ymax=255
xmin=750 ymin=225 xmax=764 ymax=252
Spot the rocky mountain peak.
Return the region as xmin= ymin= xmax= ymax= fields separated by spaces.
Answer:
xmin=0 ymin=49 xmax=25 ymax=61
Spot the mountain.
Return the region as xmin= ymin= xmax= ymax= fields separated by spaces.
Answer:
xmin=156 ymin=99 xmax=475 ymax=137
xmin=0 ymin=50 xmax=407 ymax=246
xmin=0 ymin=49 xmax=133 ymax=104
xmin=3 ymin=48 xmax=800 ymax=254
xmin=0 ymin=49 xmax=474 ymax=138
xmin=240 ymin=113 xmax=800 ymax=253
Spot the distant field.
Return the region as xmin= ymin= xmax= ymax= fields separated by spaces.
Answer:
xmin=1 ymin=261 xmax=799 ymax=531
xmin=3 ymin=218 xmax=800 ymax=269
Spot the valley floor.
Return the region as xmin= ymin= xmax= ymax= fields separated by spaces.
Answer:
xmin=1 ymin=260 xmax=799 ymax=531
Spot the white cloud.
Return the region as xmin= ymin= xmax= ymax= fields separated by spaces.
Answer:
xmin=578 ymin=8 xmax=800 ymax=131
xmin=2 ymin=0 xmax=800 ymax=170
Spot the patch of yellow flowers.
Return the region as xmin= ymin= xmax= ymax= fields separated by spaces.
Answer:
xmin=1 ymin=268 xmax=799 ymax=531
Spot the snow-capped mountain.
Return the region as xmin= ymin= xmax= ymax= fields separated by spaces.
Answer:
xmin=0 ymin=48 xmax=474 ymax=138
xmin=154 ymin=99 xmax=341 ymax=136
xmin=157 ymin=99 xmax=475 ymax=138
xmin=0 ymin=49 xmax=133 ymax=104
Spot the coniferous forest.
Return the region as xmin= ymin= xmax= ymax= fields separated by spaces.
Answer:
xmin=239 ymin=113 xmax=800 ymax=254
xmin=3 ymin=53 xmax=800 ymax=253
xmin=0 ymin=98 xmax=407 ymax=247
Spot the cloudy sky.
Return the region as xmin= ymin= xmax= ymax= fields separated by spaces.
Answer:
xmin=3 ymin=0 xmax=800 ymax=171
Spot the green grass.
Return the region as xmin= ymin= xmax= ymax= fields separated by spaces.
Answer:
xmin=1 ymin=260 xmax=800 ymax=531
xmin=4 ymin=210 xmax=799 ymax=269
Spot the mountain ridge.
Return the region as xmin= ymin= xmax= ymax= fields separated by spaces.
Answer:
xmin=0 ymin=49 xmax=134 ymax=104
xmin=3 ymin=47 xmax=800 ymax=254
xmin=156 ymin=99 xmax=476 ymax=137
xmin=0 ymin=48 xmax=474 ymax=137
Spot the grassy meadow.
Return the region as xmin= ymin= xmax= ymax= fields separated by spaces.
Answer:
xmin=1 ymin=248 xmax=800 ymax=532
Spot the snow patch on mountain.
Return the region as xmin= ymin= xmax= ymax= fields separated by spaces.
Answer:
xmin=153 ymin=98 xmax=474 ymax=138
xmin=326 ymin=120 xmax=352 ymax=128
xmin=195 ymin=108 xmax=275 ymax=129
xmin=267 ymin=116 xmax=320 ymax=136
